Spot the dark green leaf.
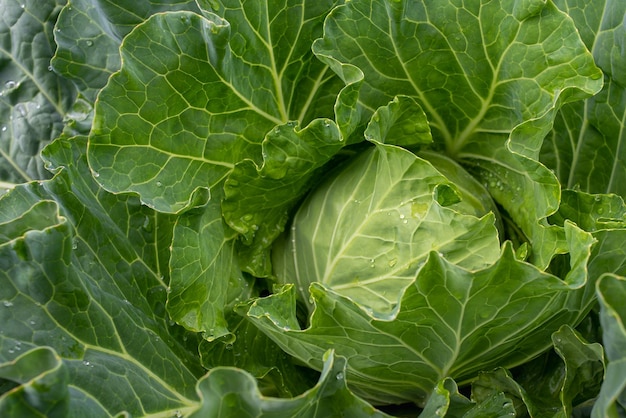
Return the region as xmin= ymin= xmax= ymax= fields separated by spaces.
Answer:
xmin=0 ymin=0 xmax=74 ymax=185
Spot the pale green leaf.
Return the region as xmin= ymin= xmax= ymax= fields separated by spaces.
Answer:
xmin=273 ymin=141 xmax=501 ymax=314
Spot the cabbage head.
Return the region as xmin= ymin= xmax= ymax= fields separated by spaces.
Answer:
xmin=273 ymin=141 xmax=502 ymax=315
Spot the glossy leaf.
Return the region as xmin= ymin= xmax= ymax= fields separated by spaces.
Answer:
xmin=51 ymin=0 xmax=200 ymax=102
xmin=89 ymin=1 xmax=343 ymax=214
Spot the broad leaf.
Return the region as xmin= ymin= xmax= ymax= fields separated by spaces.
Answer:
xmin=244 ymin=241 xmax=594 ymax=407
xmin=0 ymin=136 xmax=205 ymax=416
xmin=313 ymin=0 xmax=603 ymax=267
xmin=89 ymin=1 xmax=343 ymax=214
xmin=0 ymin=0 xmax=74 ymax=185
xmin=544 ymin=0 xmax=626 ymax=196
xmin=51 ymin=0 xmax=200 ymax=102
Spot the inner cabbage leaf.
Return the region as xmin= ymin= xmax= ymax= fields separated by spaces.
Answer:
xmin=273 ymin=141 xmax=501 ymax=314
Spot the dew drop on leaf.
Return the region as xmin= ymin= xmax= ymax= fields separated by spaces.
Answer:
xmin=336 ymin=372 xmax=344 ymax=380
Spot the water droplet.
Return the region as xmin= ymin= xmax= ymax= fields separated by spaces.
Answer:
xmin=48 ymin=65 xmax=53 ymax=71
xmin=242 ymin=214 xmax=253 ymax=222
xmin=1 ymin=126 xmax=6 ymax=132
xmin=92 ymin=171 xmax=100 ymax=178
xmin=82 ymin=360 xmax=91 ymax=367
xmin=336 ymin=372 xmax=344 ymax=380
xmin=388 ymin=258 xmax=397 ymax=267
xmin=3 ymin=301 xmax=13 ymax=307
xmin=85 ymin=40 xmax=94 ymax=47
xmin=402 ymin=219 xmax=408 ymax=224
xmin=20 ymin=4 xmax=25 ymax=8
xmin=29 ymin=320 xmax=36 ymax=325
xmin=72 ymin=241 xmax=78 ymax=250
xmin=399 ymin=214 xmax=405 ymax=219
xmin=250 ymin=224 xmax=259 ymax=231
xmin=4 ymin=80 xmax=18 ymax=89
xmin=155 ymin=181 xmax=162 ymax=187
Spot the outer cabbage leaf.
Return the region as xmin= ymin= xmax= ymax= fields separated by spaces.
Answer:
xmin=313 ymin=0 xmax=603 ymax=267
xmin=593 ymin=274 xmax=626 ymax=418
xmin=51 ymin=0 xmax=200 ymax=102
xmin=0 ymin=0 xmax=75 ymax=185
xmin=273 ymin=141 xmax=501 ymax=314
xmin=0 ymin=136 xmax=206 ymax=416
xmin=544 ymin=0 xmax=626 ymax=196
xmin=244 ymin=236 xmax=594 ymax=406
xmin=88 ymin=0 xmax=344 ymax=214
